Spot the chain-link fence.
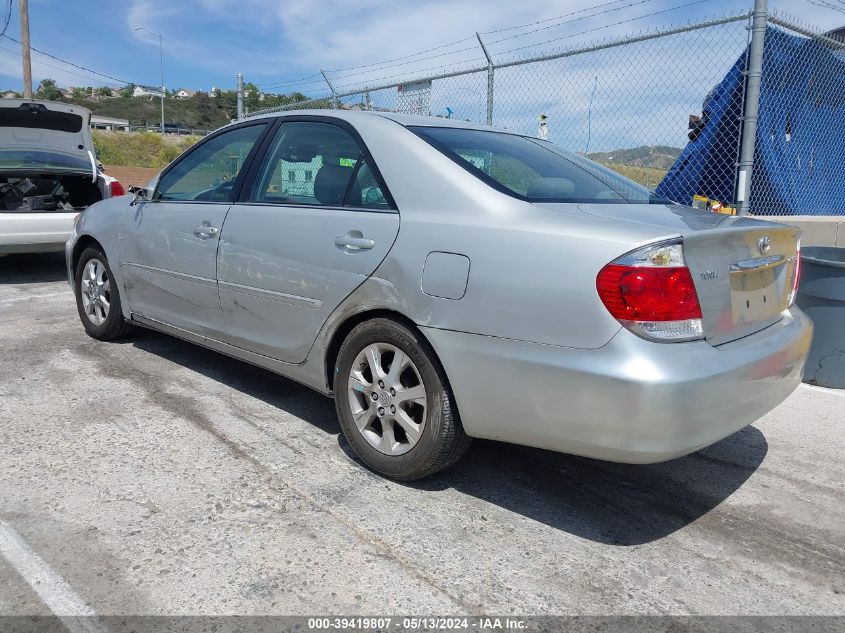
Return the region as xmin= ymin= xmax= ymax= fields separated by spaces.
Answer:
xmin=247 ymin=9 xmax=845 ymax=217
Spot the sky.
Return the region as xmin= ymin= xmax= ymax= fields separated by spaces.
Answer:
xmin=0 ymin=0 xmax=841 ymax=96
xmin=0 ymin=0 xmax=842 ymax=152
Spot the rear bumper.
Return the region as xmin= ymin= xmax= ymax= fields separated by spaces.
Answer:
xmin=422 ymin=307 xmax=813 ymax=463
xmin=0 ymin=214 xmax=75 ymax=255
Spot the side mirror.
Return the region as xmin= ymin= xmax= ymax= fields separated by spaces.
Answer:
xmin=128 ymin=186 xmax=150 ymax=205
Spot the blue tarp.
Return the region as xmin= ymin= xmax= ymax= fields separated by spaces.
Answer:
xmin=656 ymin=27 xmax=845 ymax=215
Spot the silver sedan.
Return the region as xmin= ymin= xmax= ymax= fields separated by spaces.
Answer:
xmin=66 ymin=111 xmax=812 ymax=480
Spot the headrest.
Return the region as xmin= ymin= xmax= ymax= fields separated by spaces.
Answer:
xmin=314 ymin=164 xmax=351 ymax=205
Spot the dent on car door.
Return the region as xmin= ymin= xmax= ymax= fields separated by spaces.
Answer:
xmin=120 ymin=122 xmax=267 ymax=336
xmin=217 ymin=119 xmax=400 ymax=363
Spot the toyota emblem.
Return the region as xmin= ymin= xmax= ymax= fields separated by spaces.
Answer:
xmin=758 ymin=236 xmax=771 ymax=255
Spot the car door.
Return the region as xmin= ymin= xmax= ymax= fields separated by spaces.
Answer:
xmin=120 ymin=122 xmax=269 ymax=336
xmin=217 ymin=118 xmax=400 ymax=363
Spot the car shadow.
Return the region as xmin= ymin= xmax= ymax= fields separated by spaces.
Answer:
xmin=408 ymin=427 xmax=767 ymax=545
xmin=130 ymin=329 xmax=339 ymax=434
xmin=0 ymin=252 xmax=69 ymax=284
xmin=131 ymin=328 xmax=767 ymax=547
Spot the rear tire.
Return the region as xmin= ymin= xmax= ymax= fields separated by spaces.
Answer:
xmin=74 ymin=247 xmax=134 ymax=341
xmin=334 ymin=318 xmax=471 ymax=480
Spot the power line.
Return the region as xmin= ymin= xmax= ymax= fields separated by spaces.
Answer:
xmin=332 ymin=54 xmax=486 ymax=93
xmin=487 ymin=0 xmax=657 ymax=46
xmin=321 ymin=0 xmax=647 ymax=79
xmin=259 ymin=39 xmax=482 ymax=91
xmin=0 ymin=41 xmax=129 ymax=86
xmin=323 ymin=35 xmax=477 ymax=74
xmin=0 ymin=33 xmax=135 ymax=84
xmin=254 ymin=0 xmax=666 ymax=95
xmin=0 ymin=0 xmax=11 ymax=39
xmin=255 ymin=72 xmax=323 ymax=88
xmin=326 ymin=43 xmax=482 ymax=82
xmin=493 ymin=0 xmax=708 ymax=58
xmin=481 ymin=0 xmax=642 ymax=36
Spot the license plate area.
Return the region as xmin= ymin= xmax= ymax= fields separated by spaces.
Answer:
xmin=729 ymin=256 xmax=789 ymax=325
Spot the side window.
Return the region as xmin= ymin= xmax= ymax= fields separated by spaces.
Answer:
xmin=250 ymin=121 xmax=389 ymax=208
xmin=154 ymin=124 xmax=266 ymax=202
xmin=349 ymin=161 xmax=389 ymax=209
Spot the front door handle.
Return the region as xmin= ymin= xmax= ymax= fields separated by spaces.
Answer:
xmin=335 ymin=232 xmax=375 ymax=251
xmin=193 ymin=222 xmax=219 ymax=239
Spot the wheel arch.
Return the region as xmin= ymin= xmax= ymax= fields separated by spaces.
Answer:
xmin=70 ymin=235 xmax=105 ymax=275
xmin=323 ymin=308 xmax=454 ymax=399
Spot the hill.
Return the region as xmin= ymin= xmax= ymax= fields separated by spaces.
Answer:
xmin=587 ymin=145 xmax=682 ymax=189
xmin=69 ymin=94 xmax=233 ymax=129
xmin=1 ymin=80 xmax=311 ymax=130
xmin=587 ymin=145 xmax=682 ymax=171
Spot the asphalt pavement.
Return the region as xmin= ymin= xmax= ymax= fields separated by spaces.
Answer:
xmin=0 ymin=253 xmax=842 ymax=618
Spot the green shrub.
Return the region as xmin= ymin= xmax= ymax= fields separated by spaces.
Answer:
xmin=93 ymin=131 xmax=200 ymax=168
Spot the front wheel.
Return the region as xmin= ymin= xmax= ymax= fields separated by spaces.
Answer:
xmin=74 ymin=247 xmax=134 ymax=341
xmin=334 ymin=318 xmax=471 ymax=480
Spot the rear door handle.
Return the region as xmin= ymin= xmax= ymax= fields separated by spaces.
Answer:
xmin=335 ymin=234 xmax=375 ymax=251
xmin=193 ymin=223 xmax=219 ymax=239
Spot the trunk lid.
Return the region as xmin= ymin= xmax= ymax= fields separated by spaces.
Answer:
xmin=0 ymin=100 xmax=94 ymax=175
xmin=552 ymin=203 xmax=800 ymax=346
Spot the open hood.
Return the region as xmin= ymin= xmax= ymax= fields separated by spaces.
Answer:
xmin=0 ymin=99 xmax=95 ymax=174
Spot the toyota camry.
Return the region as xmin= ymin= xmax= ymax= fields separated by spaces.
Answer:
xmin=66 ymin=111 xmax=812 ymax=480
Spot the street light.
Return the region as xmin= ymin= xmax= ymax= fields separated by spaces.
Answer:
xmin=132 ymin=26 xmax=165 ymax=134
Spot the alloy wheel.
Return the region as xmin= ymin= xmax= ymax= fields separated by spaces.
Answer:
xmin=347 ymin=343 xmax=428 ymax=456
xmin=80 ymin=258 xmax=111 ymax=326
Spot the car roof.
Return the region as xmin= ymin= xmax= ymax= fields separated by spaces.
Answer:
xmin=245 ymin=109 xmax=523 ymax=136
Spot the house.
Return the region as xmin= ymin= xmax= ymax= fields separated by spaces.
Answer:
xmin=175 ymin=88 xmax=195 ymax=99
xmin=1 ymin=90 xmax=18 ymax=99
xmin=133 ymin=85 xmax=163 ymax=98
xmin=210 ymin=86 xmax=220 ymax=97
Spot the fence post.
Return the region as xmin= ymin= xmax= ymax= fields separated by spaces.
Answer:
xmin=236 ymin=73 xmax=244 ymax=120
xmin=736 ymin=0 xmax=767 ymax=215
xmin=321 ymin=70 xmax=339 ymax=109
xmin=476 ymin=32 xmax=494 ymax=125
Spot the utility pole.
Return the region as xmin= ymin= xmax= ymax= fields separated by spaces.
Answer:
xmin=736 ymin=0 xmax=768 ymax=215
xmin=19 ymin=0 xmax=32 ymax=98
xmin=236 ymin=73 xmax=244 ymax=120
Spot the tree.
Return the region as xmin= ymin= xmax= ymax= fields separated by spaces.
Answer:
xmin=71 ymin=87 xmax=87 ymax=100
xmin=118 ymin=84 xmax=136 ymax=98
xmin=194 ymin=91 xmax=213 ymax=125
xmin=36 ymin=78 xmax=62 ymax=101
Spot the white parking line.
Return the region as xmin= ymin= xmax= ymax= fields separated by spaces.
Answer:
xmin=0 ymin=518 xmax=107 ymax=633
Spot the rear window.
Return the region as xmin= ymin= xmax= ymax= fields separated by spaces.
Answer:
xmin=0 ymin=150 xmax=89 ymax=172
xmin=410 ymin=126 xmax=670 ymax=204
xmin=0 ymin=104 xmax=83 ymax=133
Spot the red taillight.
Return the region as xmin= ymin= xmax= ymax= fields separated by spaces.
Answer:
xmin=597 ymin=264 xmax=703 ymax=322
xmin=110 ymin=180 xmax=125 ymax=196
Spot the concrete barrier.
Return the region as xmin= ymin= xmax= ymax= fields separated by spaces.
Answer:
xmin=768 ymin=216 xmax=844 ymax=247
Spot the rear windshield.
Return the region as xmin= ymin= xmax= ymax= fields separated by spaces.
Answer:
xmin=0 ymin=150 xmax=89 ymax=172
xmin=0 ymin=104 xmax=83 ymax=133
xmin=410 ymin=126 xmax=671 ymax=204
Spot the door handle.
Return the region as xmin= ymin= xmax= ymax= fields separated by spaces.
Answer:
xmin=193 ymin=223 xmax=219 ymax=239
xmin=335 ymin=233 xmax=375 ymax=251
